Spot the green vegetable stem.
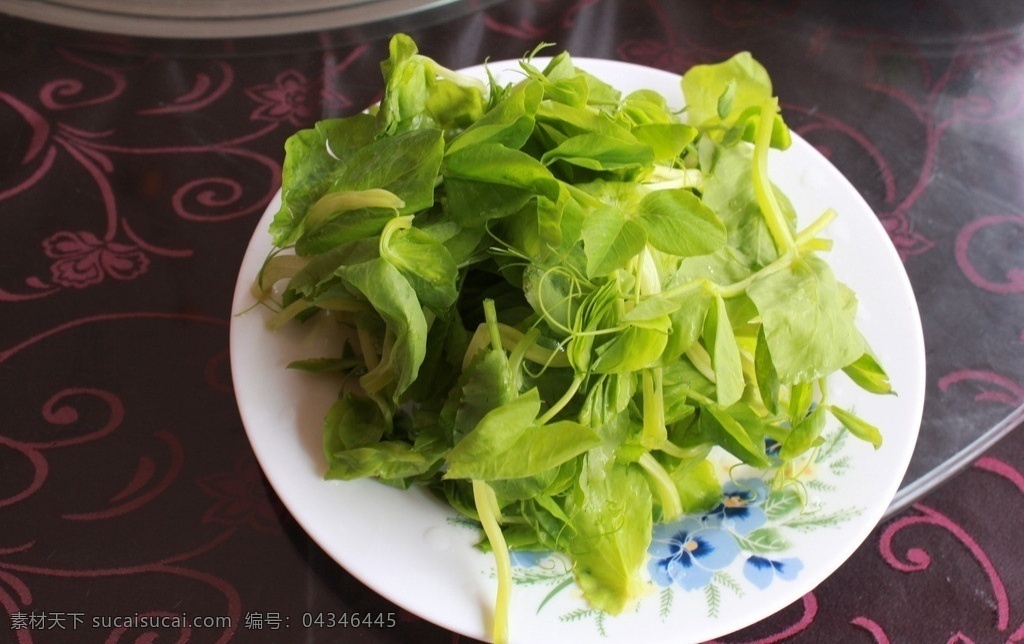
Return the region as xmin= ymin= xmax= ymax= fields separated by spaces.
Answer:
xmin=254 ymin=34 xmax=893 ymax=643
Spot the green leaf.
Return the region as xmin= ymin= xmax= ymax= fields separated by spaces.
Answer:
xmin=780 ymin=404 xmax=827 ymax=460
xmin=325 ymin=441 xmax=432 ymax=481
xmin=338 ymin=259 xmax=428 ymax=400
xmin=681 ymin=51 xmax=773 ymax=131
xmin=591 ymin=323 xmax=669 ymax=374
xmin=670 ymin=458 xmax=722 ymax=513
xmin=541 ymin=133 xmax=653 ymax=172
xmin=420 ymin=217 xmax=487 ymax=265
xmin=330 ymin=128 xmax=444 ymax=214
xmin=576 ymin=64 xmax=623 ymax=107
xmin=319 ymin=113 xmax=379 ymax=159
xmin=424 ymin=78 xmax=488 ymax=130
xmin=535 ymin=98 xmax=632 ymax=139
xmin=447 ymin=78 xmax=543 ymax=155
xmin=699 ymin=404 xmax=771 ymax=468
xmin=322 ymin=392 xmax=386 ymax=452
xmin=669 ymin=246 xmax=754 ymax=290
xmin=444 ymin=389 xmax=602 ymax=480
xmin=622 ymin=292 xmax=686 ymax=324
xmin=632 ymin=123 xmax=698 ymax=162
xmin=754 ymin=325 xmax=780 ymax=415
xmin=445 ymin=142 xmax=561 ymax=197
xmin=700 ymin=143 xmax=789 ymax=266
xmin=636 ymin=189 xmax=727 ymax=258
xmin=730 ymin=105 xmax=792 ymax=149
xmin=488 ymin=460 xmax=579 ymax=501
xmin=450 ymin=348 xmax=515 ymax=439
xmin=716 ymin=80 xmax=737 ymax=120
xmin=377 ymin=34 xmax=486 ymax=135
xmin=537 ymin=65 xmax=592 ymax=108
xmin=660 ymin=288 xmax=713 ymax=363
xmin=295 ymin=207 xmax=398 ymax=257
xmin=381 ymin=218 xmax=460 ymax=312
xmin=303 ymin=189 xmax=406 ymax=233
xmin=443 ymin=143 xmax=562 ymax=225
xmin=444 ymin=178 xmax=538 ymax=224
xmin=746 ymin=257 xmax=864 ymax=384
xmin=616 ymin=89 xmax=676 ymax=126
xmin=788 ymin=381 xmax=814 ymax=425
xmin=270 ymin=114 xmax=377 ymax=246
xmin=703 ymin=294 xmax=745 ymax=407
xmin=286 ymin=357 xmax=360 ymax=373
xmin=842 ymin=352 xmax=894 ymax=395
xmin=285 ymin=238 xmax=378 ymax=298
xmin=564 ymin=458 xmax=652 ymax=615
xmin=581 ymin=206 xmax=648 ymax=278
xmin=829 ymin=405 xmax=883 ymax=449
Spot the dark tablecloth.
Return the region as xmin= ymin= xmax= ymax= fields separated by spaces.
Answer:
xmin=2 ymin=1 xmax=1023 ymax=642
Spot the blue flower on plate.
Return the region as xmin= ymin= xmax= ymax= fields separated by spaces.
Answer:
xmin=742 ymin=555 xmax=803 ymax=589
xmin=509 ymin=550 xmax=547 ymax=568
xmin=704 ymin=478 xmax=769 ymax=535
xmin=648 ymin=518 xmax=741 ymax=590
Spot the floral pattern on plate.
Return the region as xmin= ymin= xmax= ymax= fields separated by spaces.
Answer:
xmin=502 ymin=430 xmax=862 ymax=636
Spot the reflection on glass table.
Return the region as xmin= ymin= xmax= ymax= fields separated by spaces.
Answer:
xmin=0 ymin=0 xmax=504 ymax=38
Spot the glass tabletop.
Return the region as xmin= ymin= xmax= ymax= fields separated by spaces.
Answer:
xmin=0 ymin=0 xmax=503 ymax=38
xmin=3 ymin=2 xmax=1024 ymax=642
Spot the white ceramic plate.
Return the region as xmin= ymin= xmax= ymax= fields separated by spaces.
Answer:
xmin=230 ymin=59 xmax=925 ymax=643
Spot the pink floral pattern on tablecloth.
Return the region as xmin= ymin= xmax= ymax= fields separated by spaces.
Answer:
xmin=0 ymin=42 xmax=368 ymax=300
xmin=43 ymin=230 xmax=150 ymax=287
xmin=248 ymin=70 xmax=325 ymax=126
xmin=198 ymin=455 xmax=286 ymax=534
